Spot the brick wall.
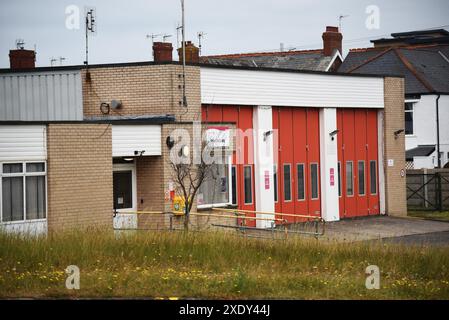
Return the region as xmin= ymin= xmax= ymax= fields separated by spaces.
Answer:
xmin=383 ymin=77 xmax=407 ymax=216
xmin=82 ymin=64 xmax=201 ymax=122
xmin=47 ymin=124 xmax=113 ymax=232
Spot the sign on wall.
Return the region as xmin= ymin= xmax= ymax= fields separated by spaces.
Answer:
xmin=205 ymin=126 xmax=230 ymax=148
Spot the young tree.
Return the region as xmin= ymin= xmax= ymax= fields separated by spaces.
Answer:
xmin=169 ymin=160 xmax=213 ymax=230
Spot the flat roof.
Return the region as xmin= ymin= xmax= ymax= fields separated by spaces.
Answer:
xmin=0 ymin=60 xmax=404 ymax=79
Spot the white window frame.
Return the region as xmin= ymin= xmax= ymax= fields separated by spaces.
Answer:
xmin=296 ymin=163 xmax=306 ymax=201
xmin=310 ymin=162 xmax=320 ymax=200
xmin=197 ymin=155 xmax=233 ymax=209
xmin=369 ymin=160 xmax=378 ymax=195
xmin=283 ymin=163 xmax=292 ymax=202
xmin=358 ymin=160 xmax=366 ymax=196
xmin=0 ymin=161 xmax=47 ymax=225
xmin=405 ymin=99 xmax=418 ymax=136
xmin=113 ymin=162 xmax=137 ymax=213
xmin=346 ymin=161 xmax=354 ymax=197
xmin=243 ymin=164 xmax=254 ymax=205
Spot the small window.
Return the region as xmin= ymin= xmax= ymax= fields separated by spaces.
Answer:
xmin=243 ymin=166 xmax=253 ymax=204
xmin=26 ymin=163 xmax=45 ymax=173
xmin=358 ymin=161 xmax=365 ymax=196
xmin=231 ymin=166 xmax=237 ymax=205
xmin=370 ymin=160 xmax=377 ymax=195
xmin=297 ymin=163 xmax=305 ymax=200
xmin=3 ymin=163 xmax=23 ymax=174
xmin=337 ymin=162 xmax=342 ymax=197
xmin=310 ymin=163 xmax=319 ymax=199
xmin=405 ymin=102 xmax=414 ymax=135
xmin=273 ymin=165 xmax=278 ymax=202
xmin=283 ymin=164 xmax=291 ymax=201
xmin=346 ymin=161 xmax=354 ymax=196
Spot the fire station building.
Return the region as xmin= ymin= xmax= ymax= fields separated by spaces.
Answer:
xmin=0 ymin=41 xmax=406 ymax=234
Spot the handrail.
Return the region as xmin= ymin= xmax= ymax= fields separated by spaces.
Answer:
xmin=212 ymin=208 xmax=323 ymax=221
xmin=188 ymin=211 xmax=287 ymax=223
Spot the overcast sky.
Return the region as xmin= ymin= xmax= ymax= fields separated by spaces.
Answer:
xmin=0 ymin=0 xmax=448 ymax=68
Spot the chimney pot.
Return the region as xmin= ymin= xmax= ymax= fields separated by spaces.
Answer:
xmin=322 ymin=26 xmax=342 ymax=56
xmin=9 ymin=49 xmax=36 ymax=70
xmin=153 ymin=42 xmax=173 ymax=63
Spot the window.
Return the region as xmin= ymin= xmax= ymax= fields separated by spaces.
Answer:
xmin=405 ymin=102 xmax=414 ymax=135
xmin=358 ymin=161 xmax=365 ymax=196
xmin=273 ymin=165 xmax=278 ymax=202
xmin=370 ymin=160 xmax=377 ymax=195
xmin=113 ymin=171 xmax=133 ymax=209
xmin=231 ymin=166 xmax=237 ymax=205
xmin=283 ymin=164 xmax=291 ymax=201
xmin=337 ymin=162 xmax=342 ymax=197
xmin=244 ymin=166 xmax=253 ymax=204
xmin=297 ymin=163 xmax=305 ymax=200
xmin=346 ymin=161 xmax=354 ymax=196
xmin=198 ymin=163 xmax=230 ymax=207
xmin=310 ymin=163 xmax=319 ymax=199
xmin=1 ymin=162 xmax=46 ymax=223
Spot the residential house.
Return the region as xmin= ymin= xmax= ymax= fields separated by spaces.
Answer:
xmin=339 ymin=29 xmax=449 ymax=169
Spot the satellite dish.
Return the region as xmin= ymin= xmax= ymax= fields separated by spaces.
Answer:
xmin=110 ymin=100 xmax=122 ymax=109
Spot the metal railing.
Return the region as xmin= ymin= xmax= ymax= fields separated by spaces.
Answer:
xmin=112 ymin=208 xmax=325 ymax=239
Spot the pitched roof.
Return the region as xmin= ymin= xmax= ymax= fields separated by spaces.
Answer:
xmin=406 ymin=145 xmax=436 ymax=161
xmin=339 ymin=44 xmax=449 ymax=94
xmin=200 ymin=49 xmax=337 ymax=72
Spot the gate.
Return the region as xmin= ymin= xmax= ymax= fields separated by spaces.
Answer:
xmin=406 ymin=169 xmax=449 ymax=211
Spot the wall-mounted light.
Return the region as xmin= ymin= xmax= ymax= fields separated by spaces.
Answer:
xmin=263 ymin=130 xmax=273 ymax=142
xmin=123 ymin=157 xmax=134 ymax=162
xmin=134 ymin=150 xmax=146 ymax=156
xmin=166 ymin=136 xmax=175 ymax=149
xmin=329 ymin=129 xmax=339 ymax=141
xmin=394 ymin=129 xmax=405 ymax=139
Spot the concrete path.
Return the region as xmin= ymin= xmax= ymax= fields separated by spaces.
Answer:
xmin=320 ymin=215 xmax=449 ymax=244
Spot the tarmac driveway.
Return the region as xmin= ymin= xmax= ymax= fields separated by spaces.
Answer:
xmin=322 ymin=215 xmax=449 ymax=245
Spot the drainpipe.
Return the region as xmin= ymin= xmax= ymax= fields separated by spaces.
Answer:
xmin=436 ymin=94 xmax=441 ymax=168
xmin=436 ymin=94 xmax=442 ymax=211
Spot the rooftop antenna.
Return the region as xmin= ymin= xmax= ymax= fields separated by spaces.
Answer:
xmin=176 ymin=23 xmax=182 ymax=49
xmin=180 ymin=0 xmax=187 ymax=107
xmin=50 ymin=57 xmax=57 ymax=67
xmin=146 ymin=33 xmax=163 ymax=58
xmin=15 ymin=39 xmax=25 ymax=50
xmin=163 ymin=34 xmax=172 ymax=42
xmin=59 ymin=57 xmax=66 ymax=66
xmin=197 ymin=31 xmax=206 ymax=55
xmin=84 ymin=7 xmax=96 ymax=80
xmin=338 ymin=14 xmax=349 ymax=31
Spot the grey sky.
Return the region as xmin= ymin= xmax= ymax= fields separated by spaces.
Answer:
xmin=0 ymin=0 xmax=448 ymax=68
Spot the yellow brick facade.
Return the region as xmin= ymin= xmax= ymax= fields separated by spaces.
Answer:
xmin=383 ymin=77 xmax=407 ymax=216
xmin=46 ymin=124 xmax=113 ymax=232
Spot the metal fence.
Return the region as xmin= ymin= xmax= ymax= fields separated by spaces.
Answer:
xmin=406 ymin=169 xmax=449 ymax=211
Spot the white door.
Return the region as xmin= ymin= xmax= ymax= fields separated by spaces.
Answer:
xmin=112 ymin=162 xmax=137 ymax=229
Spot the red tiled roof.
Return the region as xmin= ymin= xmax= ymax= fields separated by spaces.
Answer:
xmin=204 ymin=49 xmax=324 ymax=59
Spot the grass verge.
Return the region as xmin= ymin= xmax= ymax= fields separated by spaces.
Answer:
xmin=0 ymin=230 xmax=448 ymax=299
xmin=408 ymin=211 xmax=449 ymax=221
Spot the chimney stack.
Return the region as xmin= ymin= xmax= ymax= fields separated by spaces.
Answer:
xmin=153 ymin=42 xmax=173 ymax=62
xmin=177 ymin=41 xmax=199 ymax=64
xmin=9 ymin=48 xmax=36 ymax=70
xmin=322 ymin=26 xmax=342 ymax=56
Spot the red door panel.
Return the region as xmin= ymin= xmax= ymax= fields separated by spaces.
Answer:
xmin=306 ymin=108 xmax=321 ymax=217
xmin=354 ymin=110 xmax=368 ymax=216
xmin=292 ymin=108 xmax=308 ymax=222
xmin=367 ymin=110 xmax=380 ymax=215
xmin=342 ymin=109 xmax=356 ymax=217
xmin=279 ymin=108 xmax=295 ymax=222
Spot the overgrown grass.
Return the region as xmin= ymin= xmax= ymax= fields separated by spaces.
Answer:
xmin=0 ymin=230 xmax=448 ymax=299
xmin=408 ymin=211 xmax=449 ymax=221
